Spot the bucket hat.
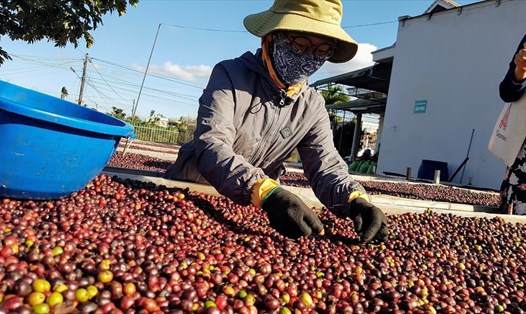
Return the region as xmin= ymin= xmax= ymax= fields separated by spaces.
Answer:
xmin=243 ymin=0 xmax=358 ymax=63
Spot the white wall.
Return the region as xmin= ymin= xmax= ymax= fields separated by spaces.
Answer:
xmin=377 ymin=0 xmax=526 ymax=189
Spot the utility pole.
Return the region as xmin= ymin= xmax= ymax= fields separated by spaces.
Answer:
xmin=131 ymin=99 xmax=136 ymax=121
xmin=132 ymin=23 xmax=162 ymax=120
xmin=78 ymin=53 xmax=88 ymax=105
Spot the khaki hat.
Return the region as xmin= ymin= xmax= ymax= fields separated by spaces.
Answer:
xmin=243 ymin=0 xmax=358 ymax=63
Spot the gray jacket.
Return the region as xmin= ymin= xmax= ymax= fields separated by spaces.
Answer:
xmin=165 ymin=49 xmax=365 ymax=207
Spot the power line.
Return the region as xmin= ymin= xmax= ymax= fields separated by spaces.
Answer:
xmin=1 ymin=10 xmax=407 ymax=117
xmin=5 ymin=52 xmax=202 ymax=115
xmin=88 ymin=58 xmax=130 ymax=103
xmin=158 ymin=20 xmax=399 ymax=33
xmin=91 ymin=57 xmax=205 ymax=90
xmin=343 ymin=20 xmax=397 ymax=29
xmin=84 ymin=76 xmax=128 ymax=112
xmin=160 ymin=22 xmax=245 ymax=33
xmin=87 ymin=77 xmax=198 ymax=108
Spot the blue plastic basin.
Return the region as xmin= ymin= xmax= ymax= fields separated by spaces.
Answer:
xmin=0 ymin=80 xmax=135 ymax=200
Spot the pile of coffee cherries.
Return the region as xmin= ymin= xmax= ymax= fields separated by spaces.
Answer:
xmin=1 ymin=174 xmax=523 ymax=313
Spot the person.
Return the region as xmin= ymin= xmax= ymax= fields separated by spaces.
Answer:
xmin=357 ymin=148 xmax=373 ymax=161
xmin=165 ymin=0 xmax=388 ymax=242
xmin=498 ymin=33 xmax=526 ymax=215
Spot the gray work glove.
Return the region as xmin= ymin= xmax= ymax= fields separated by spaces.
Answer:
xmin=349 ymin=197 xmax=388 ymax=242
xmin=262 ymin=187 xmax=324 ymax=239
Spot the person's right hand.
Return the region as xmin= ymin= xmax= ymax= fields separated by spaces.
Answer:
xmin=514 ymin=42 xmax=526 ymax=81
xmin=261 ymin=187 xmax=324 ymax=239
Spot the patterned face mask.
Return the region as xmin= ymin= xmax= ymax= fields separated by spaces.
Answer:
xmin=271 ymin=32 xmax=327 ymax=86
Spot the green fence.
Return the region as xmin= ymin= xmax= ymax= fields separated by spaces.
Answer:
xmin=130 ymin=125 xmax=195 ymax=145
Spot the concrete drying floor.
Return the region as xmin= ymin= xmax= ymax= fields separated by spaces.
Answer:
xmin=112 ymin=140 xmax=525 ymax=223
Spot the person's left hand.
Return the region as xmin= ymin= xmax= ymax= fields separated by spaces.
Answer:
xmin=346 ymin=197 xmax=388 ymax=243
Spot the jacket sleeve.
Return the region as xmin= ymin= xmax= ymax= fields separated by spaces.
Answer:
xmin=193 ymin=64 xmax=267 ymax=206
xmin=296 ymin=94 xmax=366 ymax=209
xmin=499 ymin=33 xmax=526 ymax=103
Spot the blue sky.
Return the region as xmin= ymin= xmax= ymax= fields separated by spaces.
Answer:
xmin=0 ymin=0 xmax=476 ymax=120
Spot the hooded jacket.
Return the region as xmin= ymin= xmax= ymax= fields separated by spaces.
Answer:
xmin=165 ymin=49 xmax=365 ymax=207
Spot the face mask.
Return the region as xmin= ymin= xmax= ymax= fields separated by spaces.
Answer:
xmin=271 ymin=32 xmax=327 ymax=86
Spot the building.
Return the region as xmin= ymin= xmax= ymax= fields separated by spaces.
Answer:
xmin=312 ymin=0 xmax=526 ymax=189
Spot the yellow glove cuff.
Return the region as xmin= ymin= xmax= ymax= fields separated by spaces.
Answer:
xmin=251 ymin=178 xmax=280 ymax=207
xmin=348 ymin=191 xmax=370 ymax=203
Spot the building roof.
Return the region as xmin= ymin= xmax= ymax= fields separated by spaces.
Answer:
xmin=311 ymin=63 xmax=391 ymax=114
xmin=311 ymin=63 xmax=392 ymax=94
xmin=424 ymin=0 xmax=460 ymax=14
xmin=325 ymin=97 xmax=387 ymax=114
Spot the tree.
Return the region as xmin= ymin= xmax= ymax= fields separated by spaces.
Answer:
xmin=320 ymin=84 xmax=350 ymax=105
xmin=320 ymin=84 xmax=350 ymax=126
xmin=110 ymin=106 xmax=126 ymax=120
xmin=320 ymin=84 xmax=355 ymax=158
xmin=60 ymin=86 xmax=68 ymax=99
xmin=151 ymin=112 xmax=164 ymax=124
xmin=0 ymin=0 xmax=139 ymax=65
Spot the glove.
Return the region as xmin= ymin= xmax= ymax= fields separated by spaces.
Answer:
xmin=262 ymin=187 xmax=324 ymax=239
xmin=348 ymin=197 xmax=388 ymax=243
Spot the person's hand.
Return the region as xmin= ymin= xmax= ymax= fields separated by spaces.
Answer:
xmin=348 ymin=197 xmax=388 ymax=243
xmin=261 ymin=188 xmax=324 ymax=239
xmin=514 ymin=42 xmax=526 ymax=81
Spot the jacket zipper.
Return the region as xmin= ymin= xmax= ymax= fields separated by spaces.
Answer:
xmin=248 ymin=91 xmax=286 ymax=164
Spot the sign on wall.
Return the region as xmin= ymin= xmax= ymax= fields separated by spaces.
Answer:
xmin=414 ymin=100 xmax=427 ymax=113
